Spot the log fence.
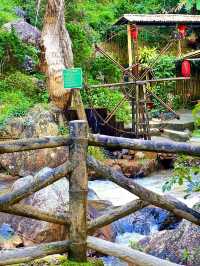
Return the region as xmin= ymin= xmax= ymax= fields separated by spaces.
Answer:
xmin=1 ymin=120 xmax=200 ymax=265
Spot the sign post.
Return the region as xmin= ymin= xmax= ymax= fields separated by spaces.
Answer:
xmin=63 ymin=68 xmax=87 ymax=122
xmin=63 ymin=68 xmax=83 ymax=90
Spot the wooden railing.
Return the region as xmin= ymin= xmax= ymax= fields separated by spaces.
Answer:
xmin=1 ymin=120 xmax=200 ymax=266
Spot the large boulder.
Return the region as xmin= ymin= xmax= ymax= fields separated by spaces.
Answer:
xmin=3 ymin=19 xmax=41 ymax=45
xmin=0 ymin=105 xmax=69 ymax=176
xmin=139 ymin=204 xmax=200 ymax=266
xmin=0 ymin=174 xmax=114 ymax=246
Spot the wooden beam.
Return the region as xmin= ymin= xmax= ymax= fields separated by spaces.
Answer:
xmin=89 ymin=134 xmax=200 ymax=157
xmin=0 ymin=240 xmax=70 ymax=266
xmin=1 ymin=204 xmax=69 ymax=226
xmin=127 ymin=24 xmax=133 ymax=67
xmin=88 ymin=199 xmax=148 ymax=234
xmin=87 ymin=236 xmax=181 ymax=266
xmin=86 ymin=77 xmax=191 ymax=89
xmin=0 ymin=161 xmax=74 ymax=209
xmin=87 ymin=156 xmax=200 ymax=226
xmin=0 ymin=136 xmax=71 ymax=154
xmin=72 ymin=90 xmax=88 ymax=122
xmin=68 ymin=121 xmax=88 ymax=262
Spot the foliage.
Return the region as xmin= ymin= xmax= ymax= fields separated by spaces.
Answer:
xmin=0 ymin=0 xmax=20 ymax=26
xmin=162 ymin=155 xmax=200 ymax=196
xmin=67 ymin=23 xmax=93 ymax=68
xmin=0 ymin=90 xmax=34 ymax=127
xmin=88 ymin=146 xmax=106 ymax=161
xmin=183 ymin=0 xmax=200 ymax=10
xmin=192 ymin=103 xmax=200 ymax=128
xmin=130 ymin=240 xmax=144 ymax=252
xmin=82 ymin=86 xmax=131 ymax=123
xmin=61 ymin=260 xmax=103 ymax=266
xmin=0 ymin=29 xmax=39 ymax=73
xmin=0 ymin=71 xmax=48 ymax=125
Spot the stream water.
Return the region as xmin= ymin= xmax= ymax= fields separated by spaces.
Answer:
xmin=89 ymin=170 xmax=200 ymax=266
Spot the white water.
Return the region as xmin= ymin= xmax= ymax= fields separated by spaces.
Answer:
xmin=89 ymin=170 xmax=200 ymax=266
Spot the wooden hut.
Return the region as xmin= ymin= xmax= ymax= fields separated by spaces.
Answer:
xmin=175 ymin=50 xmax=200 ymax=105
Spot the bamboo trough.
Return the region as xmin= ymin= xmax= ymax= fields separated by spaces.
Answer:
xmin=0 ymin=120 xmax=199 ymax=265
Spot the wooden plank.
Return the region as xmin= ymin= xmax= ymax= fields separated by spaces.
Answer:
xmin=68 ymin=121 xmax=88 ymax=262
xmin=0 ymin=161 xmax=74 ymax=209
xmin=88 ymin=134 xmax=200 ymax=156
xmin=87 ymin=236 xmax=181 ymax=266
xmin=87 ymin=156 xmax=200 ymax=226
xmin=0 ymin=240 xmax=70 ymax=266
xmin=88 ymin=199 xmax=148 ymax=233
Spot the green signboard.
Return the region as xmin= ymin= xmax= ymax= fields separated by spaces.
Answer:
xmin=63 ymin=68 xmax=83 ymax=89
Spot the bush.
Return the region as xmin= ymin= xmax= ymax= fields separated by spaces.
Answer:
xmin=0 ymin=71 xmax=49 ymax=125
xmin=162 ymin=155 xmax=200 ymax=197
xmin=0 ymin=29 xmax=39 ymax=73
xmin=0 ymin=0 xmax=19 ymax=26
xmin=192 ymin=103 xmax=200 ymax=128
xmin=0 ymin=90 xmax=34 ymax=126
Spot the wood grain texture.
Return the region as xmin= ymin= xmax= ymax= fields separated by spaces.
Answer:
xmin=69 ymin=121 xmax=88 ymax=262
xmin=87 ymin=236 xmax=181 ymax=266
xmin=89 ymin=134 xmax=200 ymax=156
xmin=0 ymin=161 xmax=74 ymax=209
xmin=0 ymin=240 xmax=70 ymax=265
xmin=88 ymin=199 xmax=148 ymax=233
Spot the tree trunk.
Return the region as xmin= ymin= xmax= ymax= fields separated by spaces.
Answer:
xmin=40 ymin=0 xmax=73 ymax=109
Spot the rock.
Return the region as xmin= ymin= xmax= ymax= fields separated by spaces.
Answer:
xmin=112 ymin=206 xmax=181 ymax=238
xmin=3 ymin=19 xmax=41 ymax=45
xmin=0 ymin=105 xmax=69 ymax=176
xmin=0 ymin=223 xmax=22 ymax=249
xmin=0 ymin=176 xmax=114 ymax=246
xmin=140 ymin=205 xmax=200 ymax=265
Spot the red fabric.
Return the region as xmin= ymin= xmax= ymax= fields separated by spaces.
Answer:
xmin=181 ymin=60 xmax=191 ymax=77
xmin=130 ymin=26 xmax=138 ymax=41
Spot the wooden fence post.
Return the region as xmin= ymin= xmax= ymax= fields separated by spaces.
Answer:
xmin=69 ymin=120 xmax=88 ymax=262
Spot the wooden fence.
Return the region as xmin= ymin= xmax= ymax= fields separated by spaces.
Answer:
xmin=1 ymin=120 xmax=200 ymax=266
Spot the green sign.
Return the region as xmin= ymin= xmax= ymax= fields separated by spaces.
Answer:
xmin=63 ymin=68 xmax=83 ymax=89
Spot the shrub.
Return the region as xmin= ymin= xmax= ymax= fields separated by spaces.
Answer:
xmin=192 ymin=103 xmax=200 ymax=128
xmin=0 ymin=29 xmax=39 ymax=73
xmin=0 ymin=90 xmax=34 ymax=126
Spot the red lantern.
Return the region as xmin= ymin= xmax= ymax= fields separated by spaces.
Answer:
xmin=181 ymin=60 xmax=191 ymax=77
xmin=130 ymin=26 xmax=138 ymax=41
xmin=178 ymin=24 xmax=187 ymax=38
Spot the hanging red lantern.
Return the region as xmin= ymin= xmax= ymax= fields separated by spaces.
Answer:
xmin=181 ymin=59 xmax=191 ymax=77
xmin=178 ymin=24 xmax=187 ymax=38
xmin=130 ymin=26 xmax=138 ymax=41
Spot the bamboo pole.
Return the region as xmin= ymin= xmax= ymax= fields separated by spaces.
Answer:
xmin=88 ymin=134 xmax=200 ymax=157
xmin=0 ymin=161 xmax=74 ymax=209
xmin=87 ymin=236 xmax=181 ymax=266
xmin=0 ymin=136 xmax=71 ymax=154
xmin=87 ymin=156 xmax=200 ymax=225
xmin=1 ymin=204 xmax=69 ymax=225
xmin=68 ymin=120 xmax=88 ymax=262
xmin=127 ymin=24 xmax=133 ymax=67
xmin=0 ymin=240 xmax=71 ymax=266
xmin=88 ymin=199 xmax=148 ymax=234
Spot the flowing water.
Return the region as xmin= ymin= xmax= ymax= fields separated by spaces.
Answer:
xmin=89 ymin=170 xmax=200 ymax=266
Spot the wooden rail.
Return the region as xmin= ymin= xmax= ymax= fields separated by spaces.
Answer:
xmin=0 ymin=120 xmax=199 ymax=266
xmin=89 ymin=133 xmax=200 ymax=156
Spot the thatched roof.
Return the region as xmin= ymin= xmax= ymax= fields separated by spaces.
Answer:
xmin=114 ymin=14 xmax=200 ymax=26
